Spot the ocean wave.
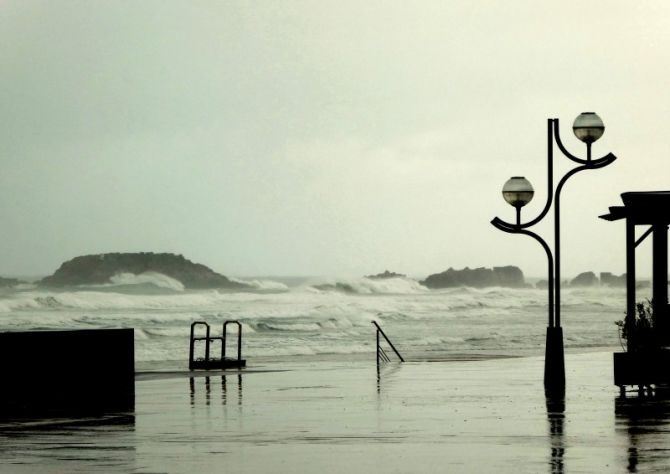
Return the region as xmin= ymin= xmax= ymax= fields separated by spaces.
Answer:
xmin=34 ymin=296 xmax=64 ymax=308
xmin=230 ymin=277 xmax=289 ymax=292
xmin=146 ymin=322 xmax=256 ymax=338
xmin=250 ymin=316 xmax=362 ymax=332
xmin=105 ymin=272 xmax=185 ymax=291
xmin=0 ymin=290 xmax=247 ymax=312
xmin=255 ymin=322 xmax=322 ymax=332
xmin=0 ymin=283 xmax=626 ymax=318
xmin=0 ymin=282 xmax=626 ymax=363
xmin=309 ymin=277 xmax=429 ymax=295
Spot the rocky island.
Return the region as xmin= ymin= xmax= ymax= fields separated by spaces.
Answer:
xmin=569 ymin=271 xmax=599 ymax=287
xmin=40 ymin=252 xmax=248 ymax=290
xmin=535 ymin=271 xmax=628 ymax=289
xmin=420 ymin=266 xmax=526 ymax=289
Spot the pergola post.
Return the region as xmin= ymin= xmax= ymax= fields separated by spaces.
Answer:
xmin=652 ymin=223 xmax=669 ymax=343
xmin=626 ymin=218 xmax=636 ymax=322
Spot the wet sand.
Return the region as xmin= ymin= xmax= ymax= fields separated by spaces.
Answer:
xmin=1 ymin=351 xmax=669 ymax=473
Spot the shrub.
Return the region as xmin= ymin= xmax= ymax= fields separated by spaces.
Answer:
xmin=616 ymin=300 xmax=659 ymax=352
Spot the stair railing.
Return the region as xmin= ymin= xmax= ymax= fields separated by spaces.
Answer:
xmin=222 ymin=320 xmax=242 ymax=362
xmin=372 ymin=321 xmax=404 ymax=366
xmin=190 ymin=322 xmax=215 ymax=370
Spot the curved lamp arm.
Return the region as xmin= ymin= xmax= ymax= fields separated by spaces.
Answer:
xmin=490 ymin=219 xmax=555 ymax=328
xmin=553 ymin=119 xmax=617 ymax=166
xmin=492 ymin=119 xmax=617 ymax=231
xmin=550 ymin=153 xmax=616 ymax=328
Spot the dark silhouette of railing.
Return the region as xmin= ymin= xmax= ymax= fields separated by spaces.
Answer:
xmin=372 ymin=321 xmax=404 ymax=366
xmin=189 ymin=320 xmax=246 ymax=370
xmin=223 ymin=320 xmax=243 ymax=362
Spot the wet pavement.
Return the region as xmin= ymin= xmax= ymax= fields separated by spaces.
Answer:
xmin=1 ymin=352 xmax=669 ymax=473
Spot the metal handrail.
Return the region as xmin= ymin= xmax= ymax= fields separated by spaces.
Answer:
xmin=190 ymin=321 xmax=211 ymax=370
xmin=379 ymin=346 xmax=390 ymax=363
xmin=223 ymin=320 xmax=242 ymax=362
xmin=372 ymin=321 xmax=404 ymax=365
xmin=189 ymin=320 xmax=246 ymax=370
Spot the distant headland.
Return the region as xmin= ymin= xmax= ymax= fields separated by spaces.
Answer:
xmin=39 ymin=252 xmax=248 ymax=290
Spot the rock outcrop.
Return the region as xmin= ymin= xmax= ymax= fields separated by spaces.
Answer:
xmin=40 ymin=252 xmax=248 ymax=290
xmin=569 ymin=271 xmax=598 ymax=287
xmin=535 ymin=280 xmax=549 ymax=290
xmin=600 ymin=272 xmax=626 ymax=288
xmin=420 ymin=266 xmax=525 ymax=289
xmin=0 ymin=277 xmax=24 ymax=288
xmin=365 ymin=270 xmax=406 ymax=279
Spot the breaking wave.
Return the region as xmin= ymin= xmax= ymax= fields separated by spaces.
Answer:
xmin=108 ymin=272 xmax=185 ymax=291
xmin=230 ymin=277 xmax=289 ymax=292
xmin=309 ymin=277 xmax=429 ymax=295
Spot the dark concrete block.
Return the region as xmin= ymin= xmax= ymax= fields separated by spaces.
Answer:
xmin=614 ymin=350 xmax=670 ymax=387
xmin=0 ymin=328 xmax=134 ymax=416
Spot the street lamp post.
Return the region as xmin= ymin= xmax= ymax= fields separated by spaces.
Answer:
xmin=491 ymin=113 xmax=617 ymax=396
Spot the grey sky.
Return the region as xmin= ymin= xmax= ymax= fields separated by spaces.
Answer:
xmin=1 ymin=1 xmax=669 ymax=278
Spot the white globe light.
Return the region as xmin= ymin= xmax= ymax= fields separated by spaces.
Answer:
xmin=502 ymin=176 xmax=534 ymax=208
xmin=573 ymin=112 xmax=604 ymax=143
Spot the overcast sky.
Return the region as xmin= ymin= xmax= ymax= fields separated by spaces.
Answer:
xmin=1 ymin=1 xmax=669 ymax=279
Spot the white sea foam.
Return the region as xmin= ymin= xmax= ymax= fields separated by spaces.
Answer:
xmin=0 ymin=283 xmax=627 ymax=363
xmin=107 ymin=272 xmax=185 ymax=291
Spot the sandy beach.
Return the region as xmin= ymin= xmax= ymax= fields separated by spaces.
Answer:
xmin=0 ymin=351 xmax=668 ymax=473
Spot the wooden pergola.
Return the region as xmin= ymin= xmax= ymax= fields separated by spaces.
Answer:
xmin=601 ymin=192 xmax=670 ymax=338
xmin=601 ymin=191 xmax=670 ymax=391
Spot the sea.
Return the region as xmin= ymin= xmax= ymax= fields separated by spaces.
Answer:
xmin=0 ymin=274 xmax=627 ymax=371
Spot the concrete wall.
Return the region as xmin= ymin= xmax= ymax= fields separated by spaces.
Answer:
xmin=0 ymin=328 xmax=134 ymax=416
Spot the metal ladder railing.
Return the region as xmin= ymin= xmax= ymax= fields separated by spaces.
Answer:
xmin=223 ymin=320 xmax=242 ymax=362
xmin=189 ymin=320 xmax=245 ymax=370
xmin=190 ymin=322 xmax=218 ymax=369
xmin=372 ymin=321 xmax=404 ymax=366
